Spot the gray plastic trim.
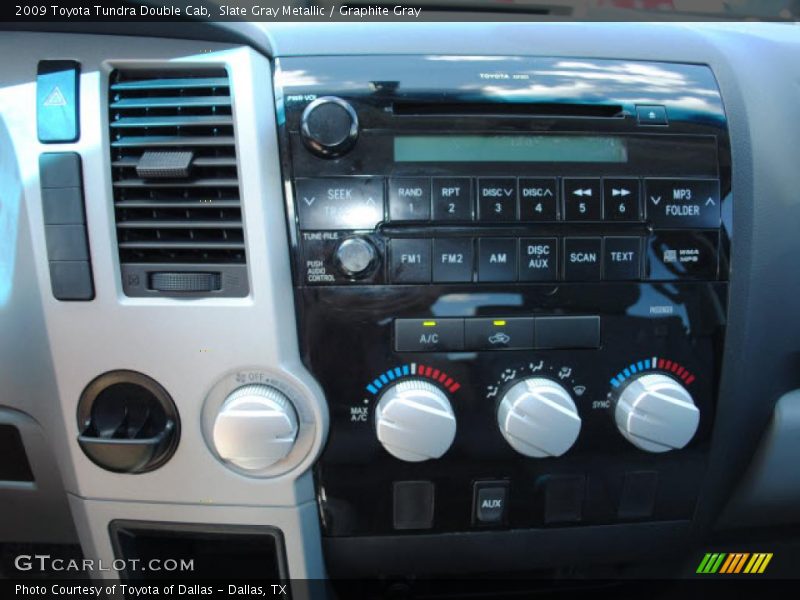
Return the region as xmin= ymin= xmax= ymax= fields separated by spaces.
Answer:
xmin=718 ymin=390 xmax=800 ymax=530
xmin=0 ymin=32 xmax=327 ymax=578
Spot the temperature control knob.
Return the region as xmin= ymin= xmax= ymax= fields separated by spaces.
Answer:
xmin=613 ymin=373 xmax=699 ymax=453
xmin=375 ymin=379 xmax=456 ymax=462
xmin=497 ymin=378 xmax=581 ymax=458
xmin=212 ymin=384 xmax=299 ymax=471
xmin=301 ymin=96 xmax=359 ymax=158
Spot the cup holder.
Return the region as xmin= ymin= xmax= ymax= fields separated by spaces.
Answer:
xmin=77 ymin=371 xmax=180 ymax=474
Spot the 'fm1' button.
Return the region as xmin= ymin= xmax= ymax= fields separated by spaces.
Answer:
xmin=395 ymin=318 xmax=465 ymax=352
xmin=644 ymin=179 xmax=721 ymax=229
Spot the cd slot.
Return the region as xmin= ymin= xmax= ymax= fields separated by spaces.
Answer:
xmin=392 ymin=102 xmax=625 ymax=119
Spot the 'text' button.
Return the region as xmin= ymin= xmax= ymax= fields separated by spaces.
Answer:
xmin=388 ymin=177 xmax=431 ymax=222
xmin=604 ymin=237 xmax=642 ymax=281
xmin=563 ymin=178 xmax=602 ymax=221
xmin=395 ymin=319 xmax=464 ymax=352
xmin=519 ymin=178 xmax=558 ymax=221
xmin=564 ymin=237 xmax=602 ymax=281
xmin=390 ymin=238 xmax=432 ymax=283
xmin=478 ymin=238 xmax=518 ymax=282
xmin=604 ymin=178 xmax=641 ymax=221
xmin=478 ymin=178 xmax=517 ymax=222
xmin=295 ymin=177 xmax=384 ymax=230
xmin=519 ymin=238 xmax=558 ymax=282
xmin=432 ymin=178 xmax=473 ymax=221
xmin=473 ymin=481 xmax=509 ymax=525
xmin=465 ymin=318 xmax=534 ymax=351
xmin=644 ymin=179 xmax=721 ymax=229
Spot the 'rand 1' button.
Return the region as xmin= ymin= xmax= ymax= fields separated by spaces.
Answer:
xmin=388 ymin=177 xmax=431 ymax=221
xmin=644 ymin=179 xmax=721 ymax=229
xmin=395 ymin=319 xmax=464 ymax=352
xmin=564 ymin=237 xmax=602 ymax=281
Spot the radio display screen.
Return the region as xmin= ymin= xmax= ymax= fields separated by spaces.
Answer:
xmin=394 ymin=135 xmax=628 ymax=163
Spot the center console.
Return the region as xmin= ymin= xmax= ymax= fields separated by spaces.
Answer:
xmin=274 ymin=56 xmax=731 ymax=574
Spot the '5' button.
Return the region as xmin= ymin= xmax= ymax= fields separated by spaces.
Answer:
xmin=563 ymin=178 xmax=602 ymax=221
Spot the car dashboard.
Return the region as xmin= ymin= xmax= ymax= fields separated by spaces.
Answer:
xmin=1 ymin=19 xmax=800 ymax=593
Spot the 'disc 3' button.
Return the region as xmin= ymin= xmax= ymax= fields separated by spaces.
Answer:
xmin=395 ymin=319 xmax=464 ymax=352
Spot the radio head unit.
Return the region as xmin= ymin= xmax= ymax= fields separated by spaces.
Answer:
xmin=273 ymin=56 xmax=730 ymax=563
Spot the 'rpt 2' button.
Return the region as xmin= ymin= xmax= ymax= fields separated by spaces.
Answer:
xmin=645 ymin=179 xmax=721 ymax=229
xmin=432 ymin=178 xmax=473 ymax=221
xmin=395 ymin=319 xmax=464 ymax=352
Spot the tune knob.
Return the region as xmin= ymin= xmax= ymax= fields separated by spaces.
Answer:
xmin=212 ymin=384 xmax=299 ymax=471
xmin=613 ymin=373 xmax=699 ymax=453
xmin=335 ymin=237 xmax=377 ymax=278
xmin=375 ymin=379 xmax=456 ymax=462
xmin=497 ymin=378 xmax=581 ymax=458
xmin=300 ymin=96 xmax=359 ymax=158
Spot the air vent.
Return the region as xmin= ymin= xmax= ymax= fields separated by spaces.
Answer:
xmin=108 ymin=67 xmax=248 ymax=297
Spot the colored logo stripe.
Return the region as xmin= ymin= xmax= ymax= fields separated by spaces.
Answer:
xmin=697 ymin=552 xmax=773 ymax=574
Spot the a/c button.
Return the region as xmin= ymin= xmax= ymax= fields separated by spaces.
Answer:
xmin=395 ymin=319 xmax=464 ymax=352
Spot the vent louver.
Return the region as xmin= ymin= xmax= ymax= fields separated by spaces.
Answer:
xmin=109 ymin=67 xmax=248 ymax=297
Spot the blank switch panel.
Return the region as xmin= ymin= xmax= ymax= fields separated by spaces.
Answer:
xmin=39 ymin=153 xmax=94 ymax=300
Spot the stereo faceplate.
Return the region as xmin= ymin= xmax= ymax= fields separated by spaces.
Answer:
xmin=274 ymin=56 xmax=730 ymax=537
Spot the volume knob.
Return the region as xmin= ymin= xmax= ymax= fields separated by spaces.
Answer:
xmin=613 ymin=373 xmax=699 ymax=453
xmin=212 ymin=384 xmax=299 ymax=471
xmin=300 ymin=96 xmax=359 ymax=158
xmin=497 ymin=377 xmax=581 ymax=458
xmin=375 ymin=379 xmax=456 ymax=462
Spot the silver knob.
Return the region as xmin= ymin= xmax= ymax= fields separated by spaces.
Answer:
xmin=212 ymin=384 xmax=298 ymax=471
xmin=375 ymin=379 xmax=456 ymax=462
xmin=497 ymin=377 xmax=581 ymax=458
xmin=613 ymin=373 xmax=699 ymax=453
xmin=335 ymin=237 xmax=376 ymax=278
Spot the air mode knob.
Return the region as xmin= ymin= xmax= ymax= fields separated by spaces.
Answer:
xmin=301 ymin=96 xmax=359 ymax=158
xmin=613 ymin=373 xmax=699 ymax=453
xmin=375 ymin=379 xmax=456 ymax=462
xmin=497 ymin=378 xmax=582 ymax=458
xmin=212 ymin=384 xmax=299 ymax=471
